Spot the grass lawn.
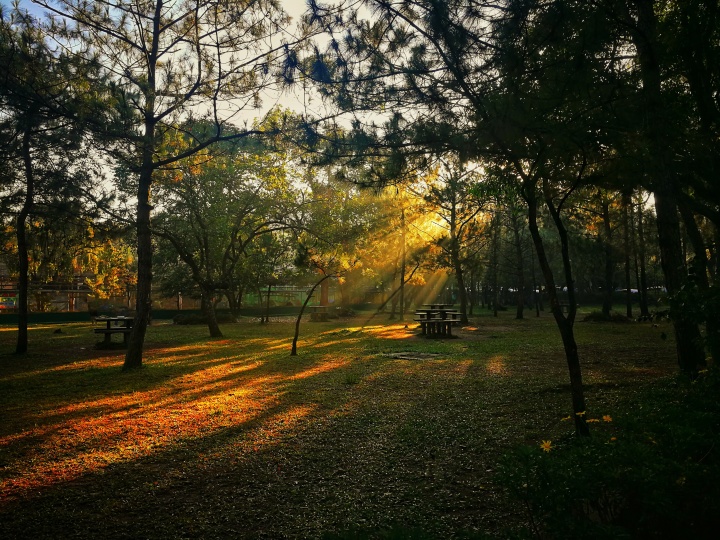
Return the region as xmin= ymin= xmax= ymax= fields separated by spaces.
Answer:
xmin=0 ymin=309 xmax=678 ymax=538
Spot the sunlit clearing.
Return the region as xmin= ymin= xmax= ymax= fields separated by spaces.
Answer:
xmin=257 ymin=337 xmax=295 ymax=351
xmin=212 ymin=404 xmax=317 ymax=458
xmin=0 ymin=324 xmax=57 ymax=333
xmin=487 ymin=355 xmax=509 ymax=376
xmin=415 ymin=270 xmax=451 ymax=305
xmin=362 ymin=324 xmax=417 ymax=340
xmin=0 ymin=348 xmax=325 ymax=501
xmin=289 ymin=358 xmax=350 ymax=380
xmin=309 ymin=337 xmax=361 ymax=349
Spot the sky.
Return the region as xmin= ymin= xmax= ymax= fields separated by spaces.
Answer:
xmin=6 ymin=0 xmax=329 ymax=121
xmin=10 ymin=0 xmax=310 ymax=21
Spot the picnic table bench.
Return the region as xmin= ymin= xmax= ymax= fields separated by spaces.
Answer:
xmin=308 ymin=305 xmax=329 ymax=322
xmin=93 ymin=316 xmax=134 ymax=347
xmin=414 ymin=305 xmax=461 ymax=337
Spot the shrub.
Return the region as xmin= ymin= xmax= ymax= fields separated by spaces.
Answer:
xmin=173 ymin=312 xmax=236 ymax=325
xmin=582 ymin=311 xmax=632 ymax=323
xmin=498 ymin=370 xmax=720 ymax=539
xmin=333 ymin=306 xmax=355 ymax=317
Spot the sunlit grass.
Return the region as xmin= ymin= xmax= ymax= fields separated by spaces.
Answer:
xmin=486 ymin=355 xmax=509 ymax=376
xmin=0 ymin=313 xmax=680 ymax=538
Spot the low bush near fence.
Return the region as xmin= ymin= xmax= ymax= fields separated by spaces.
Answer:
xmin=172 ymin=312 xmax=237 ymax=325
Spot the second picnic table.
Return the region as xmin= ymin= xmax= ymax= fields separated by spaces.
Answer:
xmin=307 ymin=305 xmax=329 ymax=322
xmin=94 ymin=316 xmax=134 ymax=347
xmin=414 ymin=304 xmax=460 ymax=337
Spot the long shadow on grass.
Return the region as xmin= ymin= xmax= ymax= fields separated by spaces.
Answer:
xmin=0 ymin=318 xmax=679 ymax=538
xmin=0 ymin=346 xmax=521 ymax=539
xmin=0 ymin=327 xmax=375 ymax=502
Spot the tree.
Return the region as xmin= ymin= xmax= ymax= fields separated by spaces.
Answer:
xmin=501 ymin=188 xmax=531 ymax=320
xmin=423 ymin=157 xmax=485 ymax=323
xmin=306 ymin=0 xmax=604 ymax=435
xmin=632 ymin=192 xmax=653 ymax=318
xmin=598 ymin=190 xmax=617 ymax=318
xmin=153 ymin=129 xmax=300 ymax=338
xmin=597 ymin=0 xmax=710 ymax=375
xmin=83 ymin=234 xmax=137 ymax=306
xmin=0 ymin=5 xmax=108 ymax=353
xmin=290 ymin=244 xmax=355 ymax=356
xmin=35 ymin=0 xmax=307 ymax=368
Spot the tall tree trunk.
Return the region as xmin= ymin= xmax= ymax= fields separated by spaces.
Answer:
xmin=449 ymin=213 xmax=469 ymax=323
xmin=15 ymin=126 xmax=34 ymax=355
xmin=227 ymin=288 xmax=242 ymax=319
xmin=531 ymin=248 xmax=540 ymax=317
xmin=468 ymin=270 xmax=476 ymax=316
xmin=525 ymin=180 xmax=589 ymax=437
xmin=388 ymin=260 xmax=399 ymax=319
xmin=679 ymin=201 xmax=718 ymax=363
xmin=263 ymin=283 xmax=272 ymax=324
xmin=400 ymin=208 xmax=406 ymax=322
xmin=622 ymin=192 xmax=633 ymax=318
xmin=124 ymin=10 xmax=160 ymax=370
xmin=655 ymin=191 xmax=705 ymax=375
xmin=631 ymin=0 xmax=705 ymax=376
xmin=291 ymin=275 xmax=331 ymax=356
xmin=630 ymin=197 xmax=642 ymax=316
xmin=201 ymin=290 xmax=223 ymax=338
xmin=491 ymin=211 xmax=500 ymax=317
xmin=601 ymin=195 xmax=614 ymax=317
xmin=338 ymin=278 xmax=348 ymax=307
xmin=510 ymin=209 xmax=525 ymax=320
xmin=452 ymin=256 xmax=469 ymax=323
xmin=635 ymin=195 xmax=651 ymax=317
xmin=320 ymin=274 xmax=329 ymax=306
xmin=124 ymin=160 xmax=154 ymax=370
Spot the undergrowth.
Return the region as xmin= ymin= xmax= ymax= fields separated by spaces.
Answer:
xmin=498 ymin=369 xmax=720 ymax=539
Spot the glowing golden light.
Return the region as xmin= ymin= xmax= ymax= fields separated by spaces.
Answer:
xmin=0 ymin=311 xmax=470 ymax=502
xmin=486 ymin=355 xmax=509 ymax=376
xmin=0 ymin=337 xmax=341 ymax=501
xmin=361 ymin=324 xmax=417 ymax=340
xmin=289 ymin=358 xmax=350 ymax=380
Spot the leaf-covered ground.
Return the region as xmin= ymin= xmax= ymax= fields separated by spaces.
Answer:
xmin=0 ymin=310 xmax=677 ymax=538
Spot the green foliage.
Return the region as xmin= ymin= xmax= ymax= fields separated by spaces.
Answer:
xmin=581 ymin=311 xmax=632 ymax=323
xmin=673 ymin=281 xmax=720 ymax=330
xmin=172 ymin=312 xmax=236 ymax=325
xmin=498 ymin=370 xmax=720 ymax=539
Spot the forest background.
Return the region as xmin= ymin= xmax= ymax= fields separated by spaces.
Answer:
xmin=1 ymin=0 xmax=719 ymax=433
xmin=2 ymin=1 xmax=720 ymax=537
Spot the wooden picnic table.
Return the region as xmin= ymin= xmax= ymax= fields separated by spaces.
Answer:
xmin=414 ymin=305 xmax=461 ymax=337
xmin=93 ymin=316 xmax=134 ymax=347
xmin=307 ymin=305 xmax=329 ymax=322
xmin=422 ymin=303 xmax=454 ymax=310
